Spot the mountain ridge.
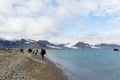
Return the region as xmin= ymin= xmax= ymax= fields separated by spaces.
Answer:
xmin=0 ymin=39 xmax=119 ymax=49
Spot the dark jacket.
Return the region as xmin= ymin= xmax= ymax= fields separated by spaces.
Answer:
xmin=41 ymin=49 xmax=46 ymax=55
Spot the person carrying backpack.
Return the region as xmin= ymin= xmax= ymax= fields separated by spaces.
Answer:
xmin=19 ymin=48 xmax=24 ymax=53
xmin=40 ymin=49 xmax=46 ymax=60
xmin=33 ymin=49 xmax=38 ymax=55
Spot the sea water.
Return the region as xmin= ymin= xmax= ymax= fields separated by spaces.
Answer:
xmin=46 ymin=49 xmax=120 ymax=80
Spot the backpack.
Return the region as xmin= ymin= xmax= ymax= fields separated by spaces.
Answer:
xmin=41 ymin=49 xmax=46 ymax=55
xmin=43 ymin=49 xmax=46 ymax=54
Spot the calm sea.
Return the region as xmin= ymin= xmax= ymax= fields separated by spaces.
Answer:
xmin=46 ymin=49 xmax=120 ymax=80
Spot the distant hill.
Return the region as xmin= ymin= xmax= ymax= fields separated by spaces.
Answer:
xmin=94 ymin=43 xmax=120 ymax=49
xmin=0 ymin=39 xmax=67 ymax=49
xmin=73 ymin=42 xmax=91 ymax=49
xmin=0 ymin=39 xmax=120 ymax=49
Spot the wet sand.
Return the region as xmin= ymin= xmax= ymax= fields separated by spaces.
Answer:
xmin=0 ymin=49 xmax=68 ymax=80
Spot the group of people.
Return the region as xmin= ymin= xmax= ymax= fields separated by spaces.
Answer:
xmin=19 ymin=48 xmax=46 ymax=60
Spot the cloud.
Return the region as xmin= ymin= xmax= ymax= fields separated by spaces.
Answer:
xmin=0 ymin=0 xmax=120 ymax=17
xmin=56 ymin=0 xmax=96 ymax=17
xmin=56 ymin=0 xmax=120 ymax=17
xmin=109 ymin=16 xmax=120 ymax=24
xmin=0 ymin=0 xmax=120 ymax=44
xmin=0 ymin=0 xmax=61 ymax=40
xmin=54 ymin=6 xmax=70 ymax=20
xmin=49 ymin=30 xmax=120 ymax=45
xmin=92 ymin=0 xmax=120 ymax=16
xmin=0 ymin=16 xmax=59 ymax=40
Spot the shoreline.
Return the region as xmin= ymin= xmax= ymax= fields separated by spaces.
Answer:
xmin=0 ymin=49 xmax=68 ymax=80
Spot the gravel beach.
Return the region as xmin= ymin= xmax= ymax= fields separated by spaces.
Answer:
xmin=0 ymin=49 xmax=68 ymax=80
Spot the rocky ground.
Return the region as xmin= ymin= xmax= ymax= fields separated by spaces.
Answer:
xmin=0 ymin=49 xmax=68 ymax=80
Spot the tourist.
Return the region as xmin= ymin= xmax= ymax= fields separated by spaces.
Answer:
xmin=19 ymin=48 xmax=24 ymax=53
xmin=28 ymin=48 xmax=32 ymax=53
xmin=40 ymin=49 xmax=46 ymax=60
xmin=33 ymin=49 xmax=38 ymax=55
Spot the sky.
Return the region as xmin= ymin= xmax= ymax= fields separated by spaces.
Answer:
xmin=0 ymin=0 xmax=120 ymax=45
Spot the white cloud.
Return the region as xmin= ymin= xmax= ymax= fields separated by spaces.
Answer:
xmin=25 ymin=16 xmax=58 ymax=39
xmin=55 ymin=0 xmax=120 ymax=17
xmin=54 ymin=6 xmax=70 ymax=20
xmin=0 ymin=0 xmax=120 ymax=17
xmin=0 ymin=0 xmax=60 ymax=40
xmin=109 ymin=16 xmax=120 ymax=24
xmin=0 ymin=16 xmax=58 ymax=40
xmin=0 ymin=0 xmax=120 ymax=44
xmin=57 ymin=0 xmax=97 ymax=17
xmin=92 ymin=0 xmax=120 ymax=16
xmin=49 ymin=29 xmax=120 ymax=45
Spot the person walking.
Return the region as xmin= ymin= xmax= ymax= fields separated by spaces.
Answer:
xmin=33 ymin=49 xmax=38 ymax=55
xmin=40 ymin=49 xmax=46 ymax=60
xmin=19 ymin=48 xmax=24 ymax=53
xmin=28 ymin=48 xmax=32 ymax=53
